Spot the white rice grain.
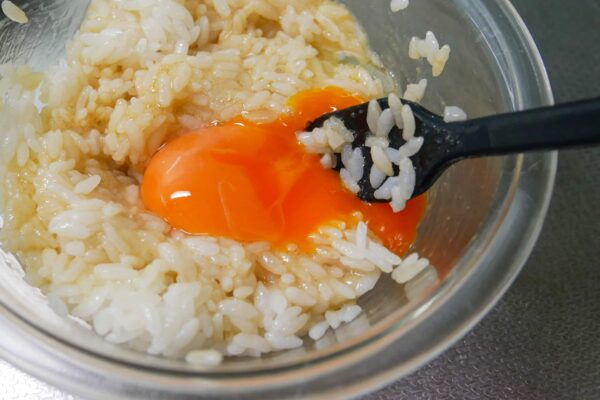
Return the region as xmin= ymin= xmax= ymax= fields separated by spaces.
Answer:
xmin=185 ymin=349 xmax=223 ymax=367
xmin=328 ymin=279 xmax=356 ymax=300
xmin=320 ymin=153 xmax=335 ymax=169
xmin=388 ymin=93 xmax=404 ymax=129
xmin=196 ymin=16 xmax=210 ymax=48
xmin=355 ymin=221 xmax=368 ymax=254
xmin=443 ymin=105 xmax=467 ymax=122
xmin=64 ymin=241 xmax=86 ymax=257
xmin=340 ymin=168 xmax=360 ymax=194
xmin=346 ymin=147 xmax=365 ymax=181
xmin=74 ymin=175 xmax=102 ymax=194
xmin=371 ymin=146 xmax=394 ymax=177
xmin=373 ymin=176 xmax=397 ymax=201
xmin=218 ymin=299 xmax=259 ymax=319
xmin=376 ymin=108 xmax=395 ymax=137
xmin=399 ymin=137 xmax=424 ymax=158
xmin=390 ymin=0 xmax=409 ymax=12
xmin=366 ymin=241 xmax=401 ymax=271
xmin=331 ymin=239 xmax=362 ymax=259
xmin=326 ymin=126 xmax=348 ymax=151
xmin=325 ymin=310 xmax=343 ymax=329
xmin=408 ymin=37 xmax=420 ymax=60
xmin=341 ymin=304 xmax=362 ymax=323
xmin=356 ymin=270 xmax=381 ymax=296
xmin=369 ymin=165 xmax=387 ymax=189
xmin=281 ymin=273 xmax=295 ymax=284
xmin=390 ymin=186 xmax=407 ymax=213
xmin=265 ymin=332 xmax=303 ymax=350
xmin=184 ymin=237 xmax=220 ymax=257
xmin=259 ymin=252 xmax=287 ymax=275
xmin=16 ymin=142 xmax=29 ymax=166
xmin=366 ymin=100 xmax=382 ymax=134
xmin=401 ymin=104 xmax=416 ymax=141
xmin=212 ymin=0 xmax=231 ymax=18
xmin=269 ymin=288 xmax=288 ymax=315
xmin=408 ymin=31 xmax=451 ymax=76
xmin=1 ymin=0 xmax=28 ymax=24
xmin=392 ymin=254 xmax=430 ymax=284
xmin=94 ymin=263 xmax=138 ymax=280
xmin=309 ymin=320 xmax=330 ymax=340
xmin=233 ymin=286 xmax=254 ymax=299
xmin=432 ymin=45 xmax=451 ymax=77
xmin=285 ymin=287 xmax=317 ymax=307
xmin=404 ymin=79 xmax=428 ymax=103
xmin=365 ymin=136 xmax=389 ymax=148
xmin=231 ymin=333 xmax=271 ymax=354
xmin=340 ymin=256 xmax=376 ymax=272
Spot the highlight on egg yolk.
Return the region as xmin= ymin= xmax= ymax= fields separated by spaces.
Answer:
xmin=141 ymin=87 xmax=426 ymax=254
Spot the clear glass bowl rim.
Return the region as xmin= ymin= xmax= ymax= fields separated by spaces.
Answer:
xmin=0 ymin=0 xmax=556 ymax=399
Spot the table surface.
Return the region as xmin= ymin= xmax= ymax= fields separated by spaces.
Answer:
xmin=2 ymin=0 xmax=599 ymax=399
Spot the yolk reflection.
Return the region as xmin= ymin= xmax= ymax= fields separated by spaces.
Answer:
xmin=141 ymin=87 xmax=426 ymax=254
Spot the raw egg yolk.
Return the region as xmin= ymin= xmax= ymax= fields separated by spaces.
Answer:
xmin=141 ymin=87 xmax=426 ymax=253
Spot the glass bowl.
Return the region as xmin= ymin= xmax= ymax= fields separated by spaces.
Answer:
xmin=0 ymin=0 xmax=555 ymax=398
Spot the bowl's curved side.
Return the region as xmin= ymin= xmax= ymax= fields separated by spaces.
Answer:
xmin=308 ymin=0 xmax=558 ymax=396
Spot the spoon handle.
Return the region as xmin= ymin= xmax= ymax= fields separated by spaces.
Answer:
xmin=452 ymin=97 xmax=600 ymax=158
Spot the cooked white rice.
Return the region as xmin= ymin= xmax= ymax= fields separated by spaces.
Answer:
xmin=404 ymin=78 xmax=428 ymax=102
xmin=444 ymin=105 xmax=468 ymax=122
xmin=0 ymin=0 xmax=439 ymax=365
xmin=409 ymin=31 xmax=451 ymax=77
xmin=297 ymin=92 xmax=424 ymax=212
xmin=390 ymin=0 xmax=410 ymax=13
xmin=1 ymin=0 xmax=28 ymax=24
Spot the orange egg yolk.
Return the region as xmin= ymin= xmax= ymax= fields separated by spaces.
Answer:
xmin=141 ymin=87 xmax=426 ymax=254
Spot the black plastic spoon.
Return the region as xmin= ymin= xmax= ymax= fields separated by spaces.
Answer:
xmin=306 ymin=97 xmax=600 ymax=203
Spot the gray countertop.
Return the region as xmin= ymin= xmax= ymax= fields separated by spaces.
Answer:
xmin=1 ymin=0 xmax=599 ymax=399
